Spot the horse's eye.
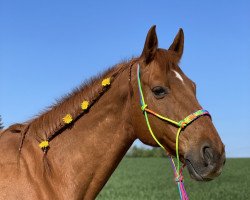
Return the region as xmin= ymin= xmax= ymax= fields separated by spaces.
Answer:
xmin=152 ymin=86 xmax=168 ymax=99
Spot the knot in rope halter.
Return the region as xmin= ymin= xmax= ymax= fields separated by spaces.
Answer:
xmin=137 ymin=64 xmax=211 ymax=200
xmin=175 ymin=175 xmax=184 ymax=183
xmin=141 ymin=104 xmax=148 ymax=111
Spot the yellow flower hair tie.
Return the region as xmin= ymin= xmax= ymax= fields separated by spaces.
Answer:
xmin=39 ymin=140 xmax=49 ymax=149
xmin=63 ymin=114 xmax=73 ymax=124
xmin=102 ymin=77 xmax=111 ymax=86
xmin=81 ymin=100 xmax=89 ymax=110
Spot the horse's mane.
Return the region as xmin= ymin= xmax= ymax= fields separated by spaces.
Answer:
xmin=23 ymin=58 xmax=137 ymax=144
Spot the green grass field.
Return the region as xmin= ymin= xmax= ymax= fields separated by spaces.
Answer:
xmin=97 ymin=158 xmax=250 ymax=200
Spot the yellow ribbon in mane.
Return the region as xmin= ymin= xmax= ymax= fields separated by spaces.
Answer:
xmin=39 ymin=140 xmax=49 ymax=149
xmin=63 ymin=114 xmax=73 ymax=124
xmin=102 ymin=78 xmax=111 ymax=86
xmin=81 ymin=101 xmax=89 ymax=110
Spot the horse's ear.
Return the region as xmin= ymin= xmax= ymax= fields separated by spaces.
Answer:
xmin=141 ymin=25 xmax=158 ymax=64
xmin=168 ymin=28 xmax=184 ymax=60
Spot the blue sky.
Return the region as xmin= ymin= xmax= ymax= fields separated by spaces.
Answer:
xmin=0 ymin=1 xmax=249 ymax=157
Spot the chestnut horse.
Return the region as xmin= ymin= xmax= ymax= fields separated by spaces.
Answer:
xmin=0 ymin=26 xmax=225 ymax=199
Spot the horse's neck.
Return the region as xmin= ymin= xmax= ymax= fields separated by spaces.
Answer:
xmin=47 ymin=68 xmax=136 ymax=199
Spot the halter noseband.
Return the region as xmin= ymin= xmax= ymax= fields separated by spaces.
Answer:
xmin=137 ymin=64 xmax=210 ymax=200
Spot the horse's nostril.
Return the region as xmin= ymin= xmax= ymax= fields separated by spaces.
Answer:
xmin=202 ymin=146 xmax=213 ymax=166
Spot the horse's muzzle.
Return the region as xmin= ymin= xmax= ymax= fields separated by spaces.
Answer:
xmin=185 ymin=144 xmax=226 ymax=181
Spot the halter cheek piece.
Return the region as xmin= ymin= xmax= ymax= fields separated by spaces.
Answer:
xmin=137 ymin=64 xmax=210 ymax=200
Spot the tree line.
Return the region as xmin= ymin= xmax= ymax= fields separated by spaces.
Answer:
xmin=0 ymin=115 xmax=3 ymax=130
xmin=126 ymin=145 xmax=167 ymax=157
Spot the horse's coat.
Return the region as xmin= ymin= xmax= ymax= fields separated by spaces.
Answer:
xmin=0 ymin=26 xmax=225 ymax=199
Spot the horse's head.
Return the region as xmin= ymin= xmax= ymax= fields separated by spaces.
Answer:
xmin=132 ymin=26 xmax=225 ymax=181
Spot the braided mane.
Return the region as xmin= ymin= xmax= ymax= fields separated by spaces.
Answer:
xmin=19 ymin=58 xmax=138 ymax=149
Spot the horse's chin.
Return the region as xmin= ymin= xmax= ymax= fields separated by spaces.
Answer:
xmin=185 ymin=159 xmax=213 ymax=182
